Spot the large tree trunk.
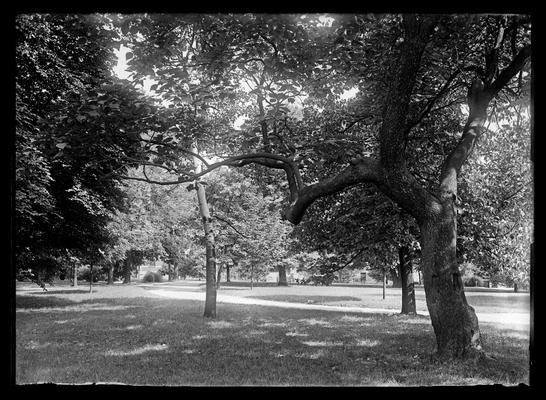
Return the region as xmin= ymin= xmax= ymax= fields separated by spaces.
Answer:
xmin=399 ymin=246 xmax=416 ymax=314
xmin=419 ymin=204 xmax=482 ymax=359
xmin=226 ymin=264 xmax=231 ymax=282
xmin=277 ymin=264 xmax=288 ymax=286
xmin=280 ymin=15 xmax=529 ymax=360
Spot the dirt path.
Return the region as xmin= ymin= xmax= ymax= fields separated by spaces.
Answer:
xmin=145 ymin=286 xmax=530 ymax=329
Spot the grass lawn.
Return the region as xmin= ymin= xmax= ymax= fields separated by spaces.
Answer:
xmin=14 ymin=281 xmax=530 ymax=386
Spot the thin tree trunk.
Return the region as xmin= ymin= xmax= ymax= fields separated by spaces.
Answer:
xmin=277 ymin=264 xmax=288 ymax=286
xmin=89 ymin=263 xmax=93 ymax=293
xmin=192 ymin=144 xmax=217 ymax=318
xmin=250 ymin=264 xmax=254 ymax=290
xmin=72 ymin=264 xmax=78 ymax=287
xmin=226 ymin=264 xmax=231 ymax=282
xmin=419 ymin=205 xmax=482 ymax=359
xmin=382 ymin=270 xmax=386 ymax=300
xmin=399 ymin=246 xmax=416 ymax=314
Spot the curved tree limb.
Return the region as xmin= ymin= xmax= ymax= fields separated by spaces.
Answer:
xmin=283 ymin=157 xmax=382 ymax=224
xmin=439 ymin=44 xmax=531 ymax=199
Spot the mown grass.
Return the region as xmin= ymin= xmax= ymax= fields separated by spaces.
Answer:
xmin=15 ymin=283 xmax=529 ymax=386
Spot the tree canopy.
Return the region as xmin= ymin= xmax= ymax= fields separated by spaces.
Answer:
xmin=15 ymin=13 xmax=532 ymax=358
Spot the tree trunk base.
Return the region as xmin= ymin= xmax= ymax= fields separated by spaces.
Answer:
xmin=400 ymin=311 xmax=417 ymax=316
xmin=432 ymin=346 xmax=486 ymax=362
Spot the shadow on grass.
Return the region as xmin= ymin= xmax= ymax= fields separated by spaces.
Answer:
xmin=246 ymin=295 xmax=363 ymax=304
xmin=15 ymin=290 xmax=530 ymax=385
xmin=16 ymin=295 xmax=80 ymax=310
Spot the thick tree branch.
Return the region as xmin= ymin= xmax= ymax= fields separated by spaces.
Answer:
xmin=380 ymin=14 xmax=438 ymax=169
xmin=283 ymin=157 xmax=381 ymax=224
xmin=440 ymin=44 xmax=530 ymax=200
xmin=439 ymin=78 xmax=489 ymax=199
xmin=120 ymin=152 xmax=299 ymax=189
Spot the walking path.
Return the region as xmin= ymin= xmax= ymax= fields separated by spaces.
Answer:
xmin=145 ymin=287 xmax=530 ymax=329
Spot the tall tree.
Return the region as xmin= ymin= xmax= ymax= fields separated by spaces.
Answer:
xmin=110 ymin=13 xmax=531 ymax=358
xmin=15 ymin=14 xmax=131 ymax=283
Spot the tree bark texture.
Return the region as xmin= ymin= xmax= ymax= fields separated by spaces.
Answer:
xmin=196 ymin=181 xmax=217 ymax=318
xmin=277 ymin=264 xmax=288 ymax=286
xmin=419 ymin=203 xmax=481 ymax=358
xmin=398 ymin=246 xmax=416 ymax=314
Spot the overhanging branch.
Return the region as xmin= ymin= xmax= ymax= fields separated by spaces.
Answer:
xmin=283 ymin=157 xmax=381 ymax=224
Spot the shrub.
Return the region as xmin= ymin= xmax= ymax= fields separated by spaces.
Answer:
xmin=142 ymin=271 xmax=163 ymax=283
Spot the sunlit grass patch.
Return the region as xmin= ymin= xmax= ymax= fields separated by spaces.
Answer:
xmin=152 ymin=318 xmax=175 ymax=326
xmin=206 ymin=320 xmax=234 ymax=329
xmin=355 ymin=339 xmax=380 ymax=347
xmin=257 ymin=321 xmax=289 ymax=328
xmin=339 ymin=315 xmax=372 ymax=323
xmin=295 ymin=349 xmax=326 ymax=360
xmin=285 ymin=331 xmax=309 ymax=337
xmin=297 ymin=318 xmax=333 ymax=327
xmin=104 ymin=344 xmax=168 ymax=356
xmin=111 ymin=324 xmax=143 ymax=331
xmin=301 ymin=340 xmax=344 ymax=347
xmin=245 ymin=330 xmax=267 ymax=336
